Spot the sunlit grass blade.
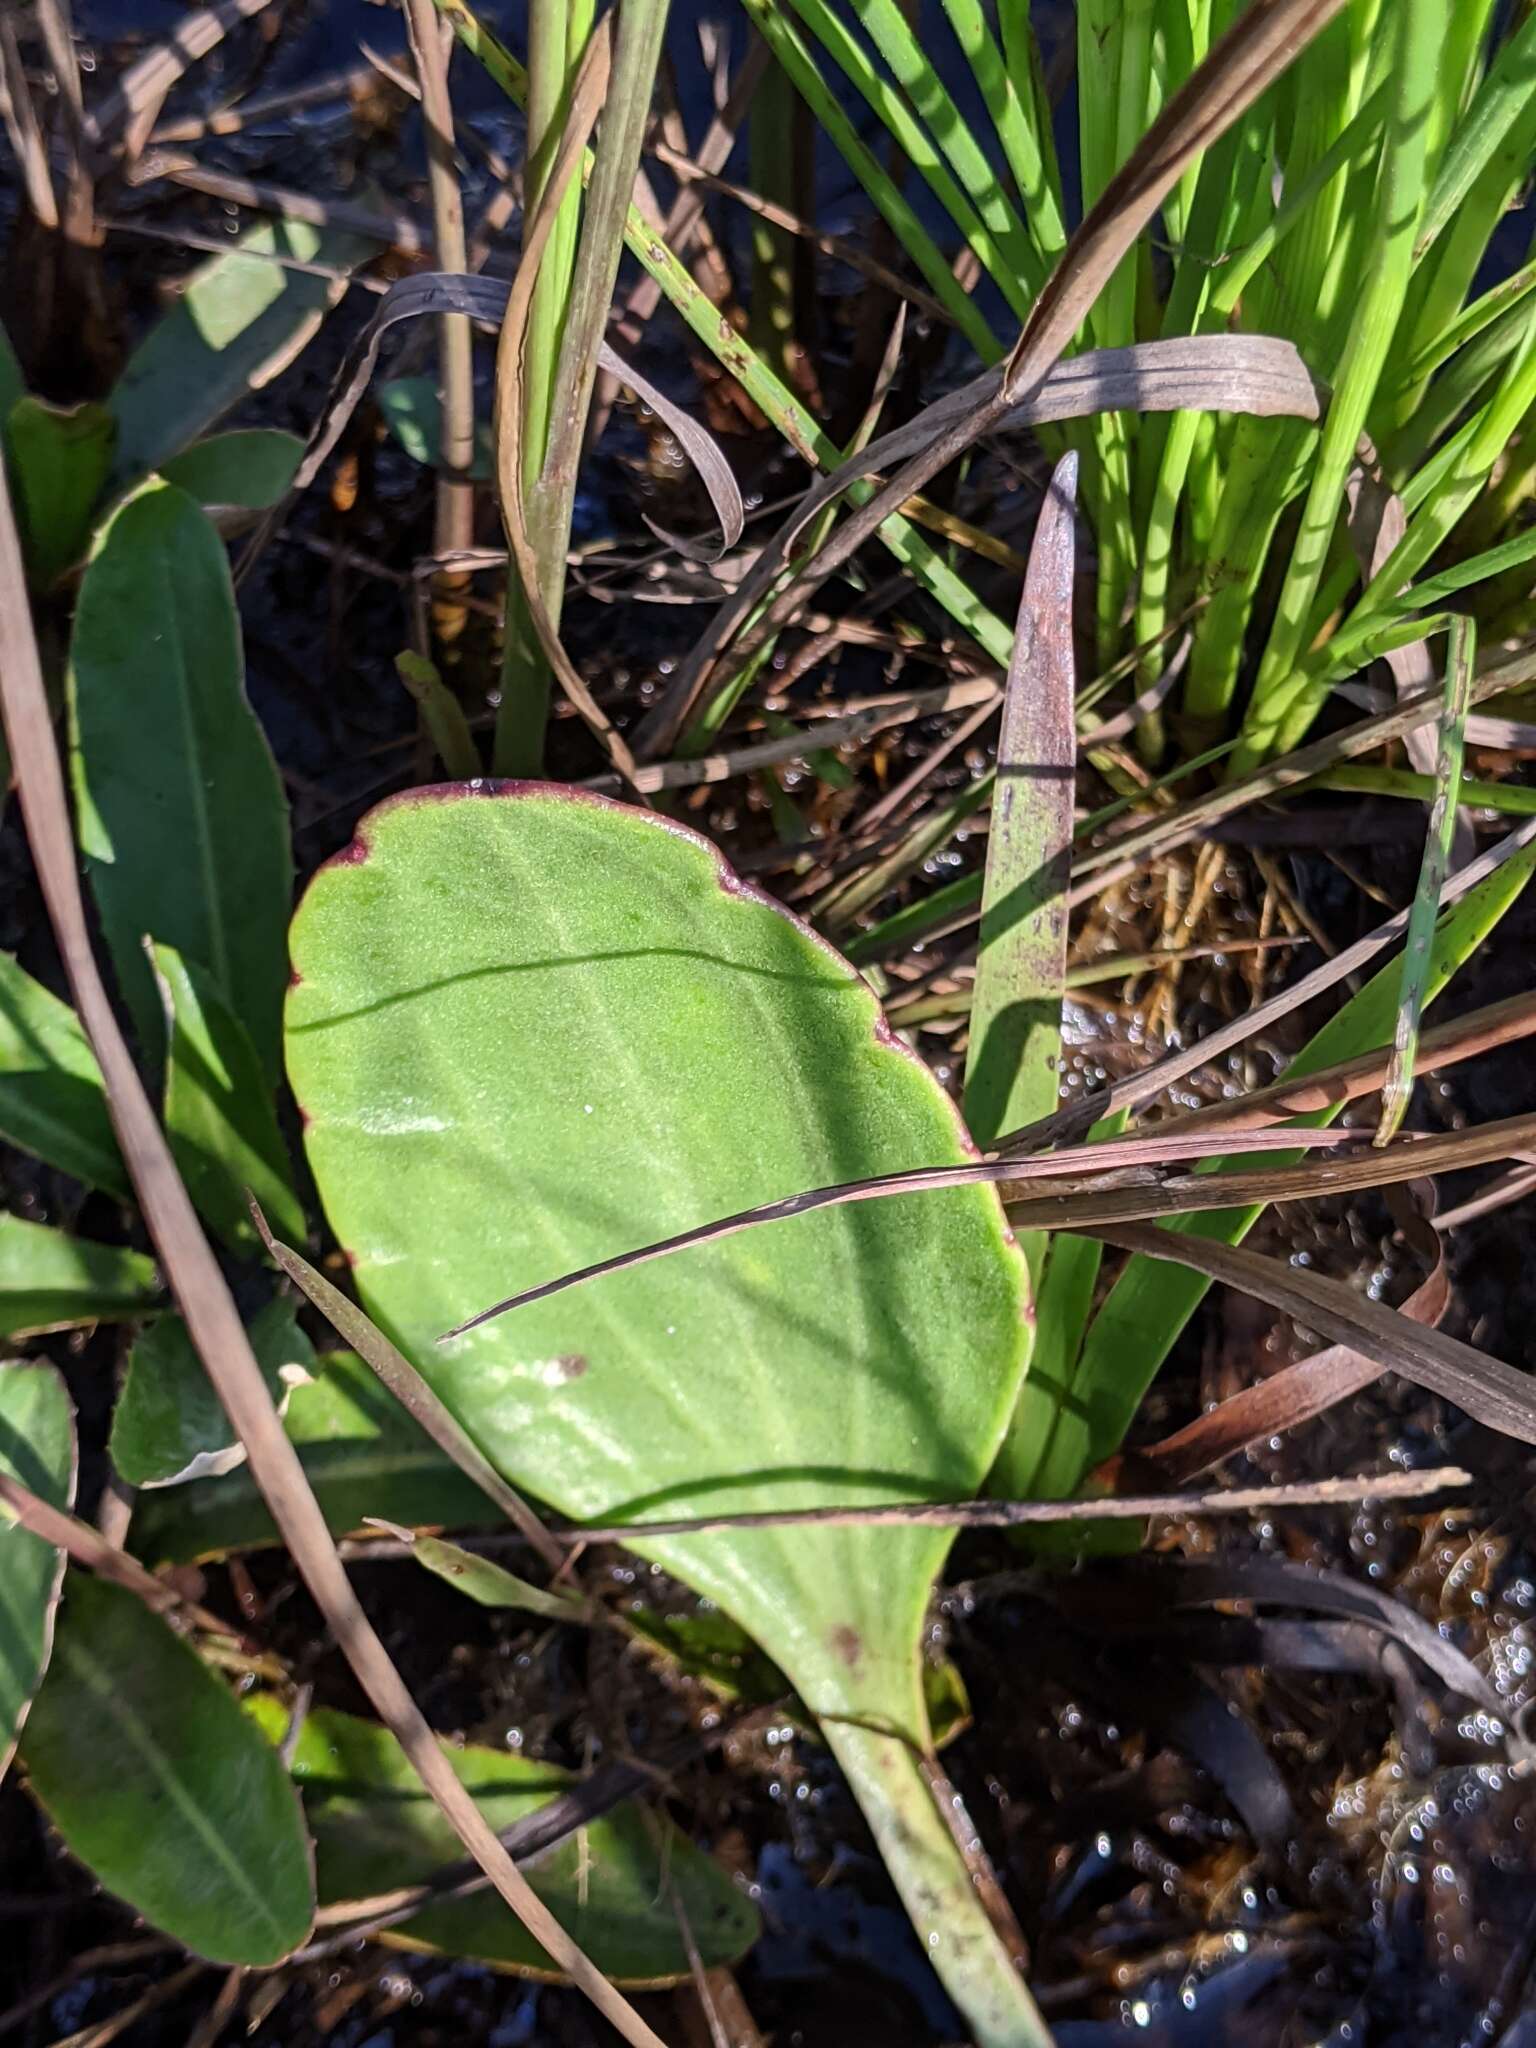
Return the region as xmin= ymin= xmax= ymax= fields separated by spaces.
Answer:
xmin=1376 ymin=614 xmax=1475 ymax=1146
xmin=963 ymin=454 xmax=1077 ymax=1172
xmin=1234 ymin=0 xmax=1443 ymax=775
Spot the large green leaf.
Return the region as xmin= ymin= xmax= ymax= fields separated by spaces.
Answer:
xmin=0 ymin=1361 xmax=75 ymax=1783
xmin=0 ymin=953 xmax=127 ymax=1201
xmin=153 ymin=941 xmax=304 ymax=1252
xmin=1010 ymin=836 xmax=1536 ymax=1504
xmin=6 ymin=396 xmax=114 ymax=589
xmin=20 ymin=1573 xmax=315 ymax=1964
xmin=107 ymin=220 xmax=375 ymax=486
xmin=0 ymin=1215 xmax=158 ymax=1338
xmin=68 ymin=480 xmax=292 ymax=1078
xmin=286 ymin=786 xmax=1041 ymax=2042
xmin=111 ymin=1299 xmax=313 ymax=1488
xmin=129 ymin=1351 xmax=493 ymax=1566
xmin=245 ymin=1699 xmax=757 ymax=1982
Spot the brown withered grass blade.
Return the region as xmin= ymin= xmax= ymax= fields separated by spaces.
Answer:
xmin=1120 ymin=1203 xmax=1449 ymax=1488
xmin=1071 ymin=1220 xmax=1536 ymax=1447
xmin=1165 ymin=990 xmax=1536 ymax=1135
xmin=999 ymin=1111 xmax=1536 ymax=1229
xmin=0 ymin=457 xmax=666 ymax=2048
xmin=443 ymin=1101 xmax=1536 ymax=1341
xmin=438 ymin=1126 xmax=1363 ymax=1338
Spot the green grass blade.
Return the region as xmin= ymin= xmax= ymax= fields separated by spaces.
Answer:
xmin=741 ymin=0 xmax=1005 ymax=353
xmin=1375 ymin=614 xmax=1475 ymax=1144
xmin=1235 ymin=0 xmax=1444 ymax=775
xmin=963 ymin=455 xmax=1077 ymax=1174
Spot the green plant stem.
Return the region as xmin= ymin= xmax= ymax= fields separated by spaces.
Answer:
xmin=495 ymin=0 xmax=591 ymax=775
xmin=824 ymin=1719 xmax=1053 ymax=2048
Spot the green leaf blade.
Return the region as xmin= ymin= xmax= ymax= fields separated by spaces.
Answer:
xmin=153 ymin=941 xmax=304 ymax=1250
xmin=20 ymin=1573 xmax=315 ymax=1965
xmin=129 ymin=1352 xmax=493 ymax=1567
xmin=111 ymin=1299 xmax=313 ymax=1489
xmin=286 ymin=787 xmax=1031 ymax=1739
xmin=245 ymin=1699 xmax=757 ymax=1981
xmin=107 ymin=221 xmax=374 ymax=486
xmin=68 ymin=481 xmax=293 ymax=1077
xmin=157 ymin=429 xmax=304 ymax=511
xmin=0 ymin=1215 xmax=158 ymax=1338
xmin=0 ymin=953 xmax=128 ymax=1200
xmin=6 ymin=397 xmax=114 ymax=589
xmin=0 ymin=1360 xmax=76 ymax=1781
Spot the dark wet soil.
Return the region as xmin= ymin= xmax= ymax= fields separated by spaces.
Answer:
xmin=5 ymin=4 xmax=1536 ymax=2045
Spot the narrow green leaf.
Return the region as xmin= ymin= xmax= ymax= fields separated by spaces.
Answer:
xmin=20 ymin=1573 xmax=315 ymax=1965
xmin=395 ymin=653 xmax=481 ymax=780
xmin=0 ymin=1214 xmax=158 ymax=1338
xmin=0 ymin=1360 xmax=75 ymax=1782
xmin=286 ymin=787 xmax=1044 ymax=2043
xmin=107 ymin=220 xmax=375 ymax=485
xmin=0 ymin=953 xmax=128 ymax=1201
xmin=152 ymin=941 xmax=303 ymax=1252
xmin=68 ymin=481 xmax=292 ymax=1078
xmin=963 ymin=454 xmax=1077 ymax=1166
xmin=158 ymin=429 xmax=304 ymax=511
xmin=1378 ymin=615 xmax=1475 ymax=1144
xmin=110 ymin=1299 xmax=314 ymax=1489
xmin=244 ymin=1698 xmax=757 ymax=1980
xmin=6 ymin=397 xmax=114 ymax=588
xmin=129 ymin=1352 xmax=494 ymax=1567
xmin=386 ymin=1528 xmax=588 ymax=1622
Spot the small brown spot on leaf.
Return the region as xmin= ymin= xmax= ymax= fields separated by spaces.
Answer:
xmin=830 ymin=1624 xmax=862 ymax=1668
xmin=554 ymin=1354 xmax=588 ymax=1383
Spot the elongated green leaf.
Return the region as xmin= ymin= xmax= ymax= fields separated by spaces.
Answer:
xmin=0 ymin=1214 xmax=158 ymax=1338
xmin=964 ymin=453 xmax=1077 ymax=1169
xmin=111 ymin=1299 xmax=313 ymax=1488
xmin=20 ymin=1574 xmax=315 ymax=1964
xmin=0 ymin=954 xmax=127 ymax=1200
xmin=287 ymin=787 xmax=1042 ymax=2043
xmin=107 ymin=220 xmax=375 ymax=485
xmin=129 ymin=1351 xmax=494 ymax=1566
xmin=153 ymin=942 xmax=303 ymax=1252
xmin=158 ymin=429 xmax=304 ymax=511
xmin=6 ymin=397 xmax=114 ymax=589
xmin=0 ymin=1361 xmax=75 ymax=1782
xmin=1017 ymin=835 xmax=1536 ymax=1504
xmin=68 ymin=481 xmax=292 ymax=1078
xmin=245 ymin=1699 xmax=756 ymax=1980
xmin=392 ymin=1531 xmax=586 ymax=1621
xmin=1378 ymin=615 xmax=1475 ymax=1142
